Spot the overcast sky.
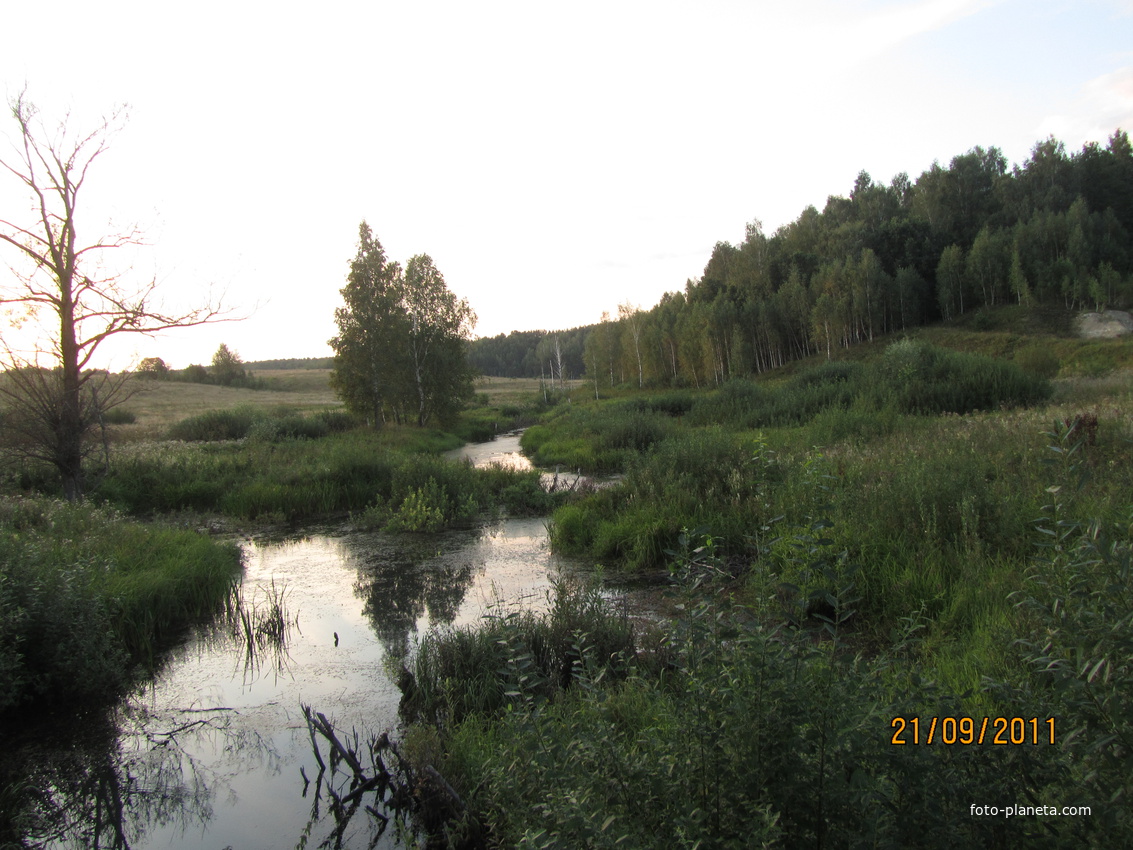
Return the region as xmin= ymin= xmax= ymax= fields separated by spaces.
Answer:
xmin=2 ymin=0 xmax=1132 ymax=368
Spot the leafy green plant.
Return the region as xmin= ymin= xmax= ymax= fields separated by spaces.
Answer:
xmin=0 ymin=497 xmax=241 ymax=713
xmin=1003 ymin=421 xmax=1133 ymax=835
xmin=387 ymin=478 xmax=449 ymax=533
xmin=403 ymin=525 xmax=1075 ymax=848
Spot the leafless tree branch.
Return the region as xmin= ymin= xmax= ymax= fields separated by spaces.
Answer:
xmin=0 ymin=88 xmax=240 ymax=499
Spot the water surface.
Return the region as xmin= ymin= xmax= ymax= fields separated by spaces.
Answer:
xmin=16 ymin=433 xmax=637 ymax=848
xmin=26 ymin=516 xmax=579 ymax=849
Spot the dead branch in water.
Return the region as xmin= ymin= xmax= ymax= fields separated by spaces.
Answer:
xmin=299 ymin=703 xmax=467 ymax=848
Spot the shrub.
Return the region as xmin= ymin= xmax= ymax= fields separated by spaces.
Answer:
xmin=406 ymin=562 xmax=1073 ymax=848
xmin=0 ymin=497 xmax=241 ymax=713
xmin=622 ymin=391 xmax=696 ymax=417
xmin=168 ymin=407 xmax=258 ymax=441
xmin=1014 ymin=344 xmax=1061 ymax=379
xmin=875 ymin=339 xmax=1051 ymax=414
xmin=685 ymin=378 xmax=771 ymax=428
xmin=101 ymin=407 xmax=136 ymax=425
xmin=386 ymin=478 xmax=449 ymax=532
xmin=1000 ymin=426 xmax=1133 ymax=836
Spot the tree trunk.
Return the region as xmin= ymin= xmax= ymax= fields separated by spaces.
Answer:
xmin=59 ymin=276 xmax=85 ymax=500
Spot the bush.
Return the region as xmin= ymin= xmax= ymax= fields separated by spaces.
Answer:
xmin=622 ymin=391 xmax=696 ymax=417
xmin=875 ymin=339 xmax=1051 ymax=414
xmin=101 ymin=407 xmax=136 ymax=425
xmin=685 ymin=378 xmax=771 ymax=428
xmin=168 ymin=407 xmax=258 ymax=441
xmin=0 ymin=497 xmax=241 ymax=713
xmin=1000 ymin=427 xmax=1133 ymax=836
xmin=1014 ymin=344 xmax=1061 ymax=379
xmin=167 ymin=406 xmax=359 ymax=443
xmin=405 ymin=564 xmax=1075 ymax=848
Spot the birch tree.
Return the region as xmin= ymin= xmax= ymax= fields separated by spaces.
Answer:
xmin=330 ymin=226 xmax=476 ymax=428
xmin=618 ymin=301 xmax=643 ymax=388
xmin=402 ymin=253 xmax=476 ymax=426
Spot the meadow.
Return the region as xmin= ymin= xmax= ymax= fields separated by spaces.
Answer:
xmin=3 ymin=314 xmax=1133 ymax=846
xmin=388 ymin=323 xmax=1133 ymax=847
xmin=0 ymin=368 xmax=559 ymax=727
xmin=110 ymin=369 xmax=341 ymax=438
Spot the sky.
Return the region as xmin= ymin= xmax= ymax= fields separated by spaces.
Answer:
xmin=2 ymin=0 xmax=1132 ymax=369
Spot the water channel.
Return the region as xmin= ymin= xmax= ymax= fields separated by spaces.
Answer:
xmin=19 ymin=433 xmax=617 ymax=849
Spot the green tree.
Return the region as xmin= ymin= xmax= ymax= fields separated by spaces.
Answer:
xmin=329 ymin=222 xmax=406 ymax=428
xmin=329 ymin=224 xmax=475 ymax=428
xmin=966 ymin=226 xmax=1010 ymax=307
xmin=210 ymin=343 xmax=245 ymax=386
xmin=136 ymin=357 xmax=169 ymax=379
xmin=578 ymin=315 xmax=624 ymax=396
xmin=618 ymin=301 xmax=644 ymax=388
xmin=402 ymin=253 xmax=476 ymax=426
xmin=936 ymin=244 xmax=967 ymax=319
xmin=1009 ymin=244 xmax=1033 ymax=307
xmin=893 ymin=266 xmax=928 ymax=329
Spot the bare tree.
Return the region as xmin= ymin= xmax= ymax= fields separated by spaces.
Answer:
xmin=0 ymin=91 xmax=230 ymax=500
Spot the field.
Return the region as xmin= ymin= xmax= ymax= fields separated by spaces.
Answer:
xmin=115 ymin=373 xmax=571 ymax=438
xmin=472 ymin=375 xmax=583 ymax=406
xmin=113 ymin=370 xmax=340 ymax=437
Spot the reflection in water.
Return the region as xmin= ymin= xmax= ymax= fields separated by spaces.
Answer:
xmin=345 ymin=529 xmax=481 ymax=658
xmin=297 ymin=704 xmax=419 ymax=849
xmin=443 ymin=430 xmax=532 ymax=472
xmin=6 ymin=704 xmax=269 ymax=849
xmin=444 ymin=429 xmax=620 ymax=492
xmin=3 ymin=516 xmax=578 ymax=849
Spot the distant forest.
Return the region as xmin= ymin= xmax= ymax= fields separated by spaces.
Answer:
xmin=247 ymin=357 xmax=334 ymax=371
xmin=468 ymin=131 xmax=1133 ymax=385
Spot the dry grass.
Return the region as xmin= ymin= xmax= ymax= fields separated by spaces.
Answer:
xmin=112 ymin=372 xmax=340 ymax=439
xmin=253 ymin=369 xmax=337 ymax=394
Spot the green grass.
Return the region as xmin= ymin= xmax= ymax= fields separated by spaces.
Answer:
xmin=400 ymin=577 xmax=636 ymax=726
xmin=396 ymin=530 xmax=1127 ymax=847
xmin=536 ymin=340 xmax=1132 ymax=702
xmin=0 ymin=497 xmax=242 ymax=713
xmin=94 ymin=420 xmax=561 ymax=525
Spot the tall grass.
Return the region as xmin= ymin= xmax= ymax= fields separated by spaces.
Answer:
xmin=97 ymin=426 xmax=561 ymax=526
xmin=545 ymin=343 xmax=1133 ymax=705
xmin=521 ymin=405 xmax=674 ymax=473
xmin=0 ymin=497 xmax=241 ymax=713
xmin=400 ymin=578 xmax=636 ymax=727
xmin=396 ymin=520 xmax=1118 ymax=848
xmin=681 ymin=340 xmax=1050 ymax=430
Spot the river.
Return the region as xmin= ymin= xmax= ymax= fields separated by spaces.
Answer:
xmin=16 ymin=433 xmax=607 ymax=849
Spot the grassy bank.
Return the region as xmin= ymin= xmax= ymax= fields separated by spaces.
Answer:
xmin=397 ymin=507 xmax=1131 ymax=847
xmin=383 ymin=330 xmax=1133 ymax=846
xmin=0 ymin=497 xmax=242 ymax=713
xmin=540 ymin=343 xmax=1129 ymax=627
xmin=91 ymin=425 xmax=553 ymax=526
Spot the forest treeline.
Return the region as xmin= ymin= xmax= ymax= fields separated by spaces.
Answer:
xmin=467 ymin=328 xmax=588 ymax=380
xmin=469 ymin=131 xmax=1133 ymax=384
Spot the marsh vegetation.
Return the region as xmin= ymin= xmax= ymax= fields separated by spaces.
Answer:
xmin=382 ymin=330 xmax=1133 ymax=848
xmin=2 ymin=307 xmax=1132 ymax=847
